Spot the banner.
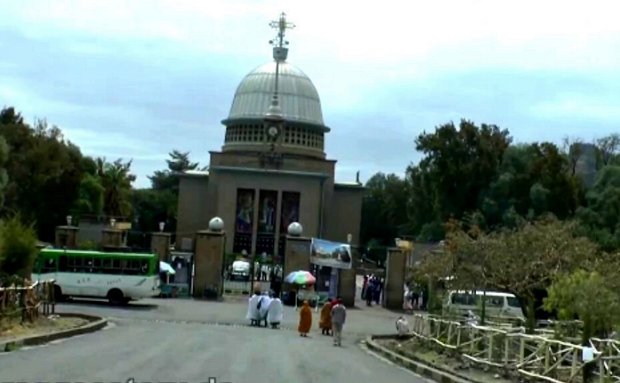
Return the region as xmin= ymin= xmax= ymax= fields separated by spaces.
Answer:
xmin=310 ymin=238 xmax=352 ymax=269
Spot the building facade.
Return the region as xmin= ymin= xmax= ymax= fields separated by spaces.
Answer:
xmin=176 ymin=14 xmax=364 ymax=262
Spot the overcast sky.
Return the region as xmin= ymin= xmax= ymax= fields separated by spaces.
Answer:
xmin=1 ymin=0 xmax=619 ymax=188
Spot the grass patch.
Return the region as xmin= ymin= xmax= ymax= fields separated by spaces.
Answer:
xmin=0 ymin=316 xmax=89 ymax=341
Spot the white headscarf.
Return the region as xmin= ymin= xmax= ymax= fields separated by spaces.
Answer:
xmin=396 ymin=316 xmax=409 ymax=336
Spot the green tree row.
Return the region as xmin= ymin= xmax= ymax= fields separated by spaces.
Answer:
xmin=361 ymin=119 xmax=620 ymax=252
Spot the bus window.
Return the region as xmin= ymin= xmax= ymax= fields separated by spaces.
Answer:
xmin=140 ymin=260 xmax=148 ymax=275
xmin=93 ymin=258 xmax=102 ymax=273
xmin=102 ymin=258 xmax=112 ymax=273
xmin=42 ymin=258 xmax=56 ymax=273
xmin=59 ymin=256 xmax=68 ymax=272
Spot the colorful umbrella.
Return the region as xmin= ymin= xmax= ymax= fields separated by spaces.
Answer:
xmin=284 ymin=270 xmax=316 ymax=285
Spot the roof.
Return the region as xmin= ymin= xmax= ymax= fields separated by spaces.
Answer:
xmin=40 ymin=248 xmax=156 ymax=258
xmin=179 ymin=169 xmax=209 ymax=178
xmin=450 ymin=290 xmax=517 ymax=298
xmin=223 ymin=61 xmax=326 ymax=128
xmin=334 ymin=182 xmax=365 ymax=190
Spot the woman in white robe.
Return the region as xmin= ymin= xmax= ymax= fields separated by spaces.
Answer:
xmin=257 ymin=295 xmax=272 ymax=327
xmin=246 ymin=293 xmax=262 ymax=326
xmin=267 ymin=297 xmax=284 ymax=328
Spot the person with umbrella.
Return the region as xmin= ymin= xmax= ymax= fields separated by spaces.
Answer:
xmin=284 ymin=270 xmax=316 ymax=309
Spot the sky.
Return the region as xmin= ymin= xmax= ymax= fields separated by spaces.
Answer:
xmin=1 ymin=0 xmax=619 ymax=188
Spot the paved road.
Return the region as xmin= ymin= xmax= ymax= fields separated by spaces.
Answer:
xmin=1 ymin=275 xmax=419 ymax=382
xmin=47 ymin=294 xmax=406 ymax=337
xmin=0 ymin=304 xmax=424 ymax=383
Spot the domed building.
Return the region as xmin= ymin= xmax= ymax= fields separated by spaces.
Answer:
xmin=175 ymin=14 xmax=364 ymax=302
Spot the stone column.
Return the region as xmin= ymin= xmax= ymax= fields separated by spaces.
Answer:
xmin=283 ymin=222 xmax=311 ymax=277
xmin=193 ymin=218 xmax=226 ymax=299
xmin=151 ymin=232 xmax=171 ymax=261
xmin=101 ymin=228 xmax=123 ymax=250
xmin=55 ymin=226 xmax=79 ymax=248
xmin=337 ymin=268 xmax=356 ymax=307
xmin=384 ymin=247 xmax=407 ymax=310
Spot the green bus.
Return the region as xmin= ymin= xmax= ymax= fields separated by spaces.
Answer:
xmin=33 ymin=248 xmax=160 ymax=304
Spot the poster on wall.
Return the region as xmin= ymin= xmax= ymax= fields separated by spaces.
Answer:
xmin=235 ymin=189 xmax=255 ymax=234
xmin=258 ymin=190 xmax=277 ymax=234
xmin=280 ymin=191 xmax=300 ymax=233
xmin=310 ymin=238 xmax=352 ymax=269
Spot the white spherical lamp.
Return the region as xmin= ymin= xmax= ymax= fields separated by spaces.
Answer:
xmin=287 ymin=222 xmax=303 ymax=236
xmin=208 ymin=217 xmax=224 ymax=232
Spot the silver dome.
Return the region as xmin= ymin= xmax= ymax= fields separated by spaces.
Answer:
xmin=224 ymin=61 xmax=326 ymax=128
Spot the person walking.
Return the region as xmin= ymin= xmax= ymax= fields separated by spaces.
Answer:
xmin=319 ymin=298 xmax=333 ymax=335
xmin=331 ymin=298 xmax=346 ymax=346
xmin=298 ymin=300 xmax=312 ymax=337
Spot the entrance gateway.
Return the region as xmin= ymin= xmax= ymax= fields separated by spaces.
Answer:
xmin=174 ymin=13 xmax=364 ymax=306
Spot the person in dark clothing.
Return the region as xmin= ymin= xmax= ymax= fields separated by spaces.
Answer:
xmin=361 ymin=275 xmax=368 ymax=300
xmin=366 ymin=278 xmax=374 ymax=306
xmin=374 ymin=279 xmax=383 ymax=304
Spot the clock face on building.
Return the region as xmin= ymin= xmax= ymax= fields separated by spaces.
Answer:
xmin=268 ymin=126 xmax=279 ymax=137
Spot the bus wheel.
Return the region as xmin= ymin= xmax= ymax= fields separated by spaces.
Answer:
xmin=53 ymin=285 xmax=64 ymax=302
xmin=107 ymin=289 xmax=125 ymax=305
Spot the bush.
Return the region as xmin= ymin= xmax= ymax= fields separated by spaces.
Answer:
xmin=0 ymin=215 xmax=38 ymax=277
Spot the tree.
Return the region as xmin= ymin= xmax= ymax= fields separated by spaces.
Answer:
xmin=422 ymin=217 xmax=600 ymax=331
xmin=73 ymin=157 xmax=104 ymax=219
xmin=149 ymin=150 xmax=200 ymax=193
xmin=0 ymin=136 xmax=8 ymax=209
xmin=1 ymin=108 xmax=84 ymax=241
xmin=594 ymin=134 xmax=620 ymax=168
xmin=0 ymin=214 xmax=38 ymax=278
xmin=544 ymin=270 xmax=620 ymax=343
xmin=411 ymin=120 xmax=511 ymax=222
xmin=577 ymin=165 xmax=620 ymax=251
xmin=97 ymin=158 xmax=135 ymax=217
xmin=360 ymin=172 xmax=409 ymax=248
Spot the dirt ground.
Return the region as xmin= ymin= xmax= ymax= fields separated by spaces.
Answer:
xmin=377 ymin=337 xmax=515 ymax=383
xmin=0 ymin=316 xmax=89 ymax=341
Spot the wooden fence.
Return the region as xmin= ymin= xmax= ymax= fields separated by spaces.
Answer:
xmin=408 ymin=314 xmax=620 ymax=383
xmin=0 ymin=280 xmax=56 ymax=325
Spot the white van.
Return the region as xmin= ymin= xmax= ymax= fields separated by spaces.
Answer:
xmin=443 ymin=290 xmax=525 ymax=321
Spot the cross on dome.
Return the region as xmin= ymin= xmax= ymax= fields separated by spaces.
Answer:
xmin=269 ymin=12 xmax=295 ymax=62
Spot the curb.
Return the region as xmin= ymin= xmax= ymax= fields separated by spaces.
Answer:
xmin=1 ymin=313 xmax=107 ymax=352
xmin=365 ymin=335 xmax=477 ymax=383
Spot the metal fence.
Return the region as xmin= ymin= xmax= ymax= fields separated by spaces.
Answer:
xmin=0 ymin=280 xmax=56 ymax=326
xmin=408 ymin=314 xmax=620 ymax=383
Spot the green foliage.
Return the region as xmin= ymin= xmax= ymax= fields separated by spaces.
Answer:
xmin=1 ymin=108 xmax=84 ymax=241
xmin=77 ymin=240 xmax=98 ymax=250
xmin=544 ymin=270 xmax=620 ymax=341
xmin=73 ymin=172 xmax=105 ymax=217
xmin=97 ymin=157 xmax=135 ymax=217
xmin=420 ymin=217 xmax=600 ymax=331
xmin=0 ymin=215 xmax=37 ymax=277
xmin=577 ymin=165 xmax=620 ymax=251
xmin=132 ymin=188 xmax=177 ymax=232
xmin=360 ymin=172 xmax=408 ymax=247
xmin=149 ymin=150 xmax=200 ymax=193
xmin=0 ymin=136 xmax=8 ymax=209
xmin=133 ymin=150 xmax=203 ymax=235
